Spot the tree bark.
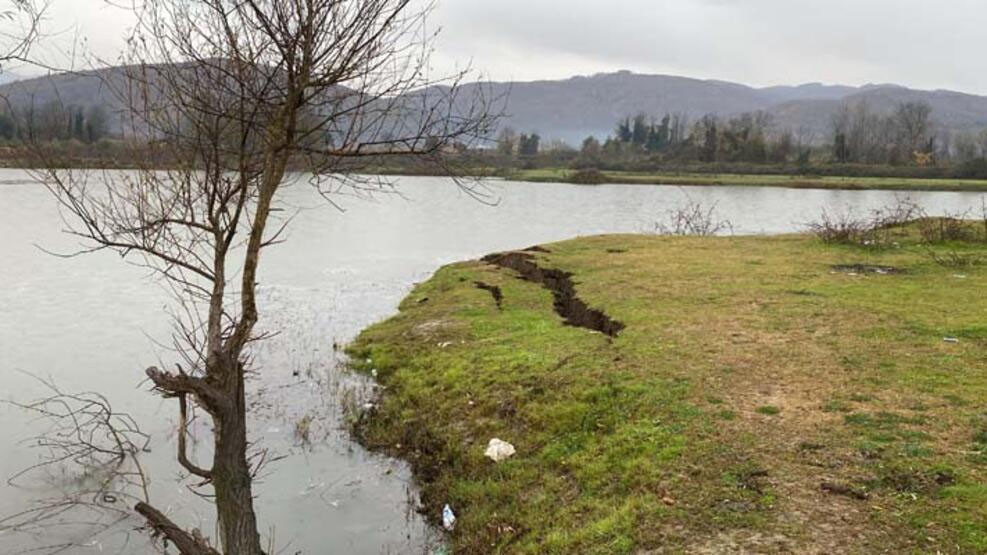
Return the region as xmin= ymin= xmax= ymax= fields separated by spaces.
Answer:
xmin=135 ymin=502 xmax=220 ymax=555
xmin=211 ymin=360 xmax=264 ymax=555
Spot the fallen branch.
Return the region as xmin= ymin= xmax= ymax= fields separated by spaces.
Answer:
xmin=135 ymin=502 xmax=220 ymax=555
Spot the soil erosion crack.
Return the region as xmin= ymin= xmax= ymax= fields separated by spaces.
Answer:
xmin=481 ymin=252 xmax=625 ymax=337
xmin=474 ymin=281 xmax=503 ymax=310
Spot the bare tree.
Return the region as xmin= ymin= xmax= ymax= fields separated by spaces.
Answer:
xmin=27 ymin=1 xmax=499 ymax=553
xmin=893 ymin=100 xmax=933 ymax=160
xmin=0 ymin=0 xmax=44 ymax=69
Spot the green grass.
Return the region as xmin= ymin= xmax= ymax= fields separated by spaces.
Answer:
xmin=347 ymin=224 xmax=987 ymax=553
xmin=510 ymin=167 xmax=987 ymax=192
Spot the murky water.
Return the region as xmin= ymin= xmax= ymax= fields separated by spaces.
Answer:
xmin=1 ymin=169 xmax=984 ymax=553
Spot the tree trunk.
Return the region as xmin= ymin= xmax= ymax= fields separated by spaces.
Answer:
xmin=211 ymin=361 xmax=264 ymax=555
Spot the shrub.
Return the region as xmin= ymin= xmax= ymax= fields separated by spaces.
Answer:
xmin=653 ymin=197 xmax=732 ymax=236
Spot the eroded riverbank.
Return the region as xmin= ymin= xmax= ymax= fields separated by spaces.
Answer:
xmin=349 ymin=231 xmax=987 ymax=553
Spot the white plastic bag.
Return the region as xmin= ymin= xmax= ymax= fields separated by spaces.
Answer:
xmin=484 ymin=438 xmax=516 ymax=462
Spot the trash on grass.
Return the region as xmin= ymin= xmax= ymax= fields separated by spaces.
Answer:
xmin=943 ymin=337 xmax=960 ymax=343
xmin=442 ymin=504 xmax=456 ymax=531
xmin=484 ymin=438 xmax=516 ymax=462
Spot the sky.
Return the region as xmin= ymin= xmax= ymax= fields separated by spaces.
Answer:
xmin=14 ymin=0 xmax=987 ymax=94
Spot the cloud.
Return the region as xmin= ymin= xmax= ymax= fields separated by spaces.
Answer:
xmin=429 ymin=0 xmax=987 ymax=93
xmin=24 ymin=0 xmax=987 ymax=94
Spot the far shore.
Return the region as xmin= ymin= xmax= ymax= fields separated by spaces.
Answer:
xmin=503 ymin=168 xmax=987 ymax=192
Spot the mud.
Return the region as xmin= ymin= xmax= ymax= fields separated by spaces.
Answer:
xmin=481 ymin=252 xmax=625 ymax=337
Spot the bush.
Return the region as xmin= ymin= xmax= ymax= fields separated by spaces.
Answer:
xmin=568 ymin=169 xmax=609 ymax=185
xmin=917 ymin=215 xmax=974 ymax=244
xmin=807 ymin=199 xmax=923 ymax=246
xmin=654 ymin=198 xmax=732 ymax=236
xmin=954 ymin=158 xmax=987 ymax=179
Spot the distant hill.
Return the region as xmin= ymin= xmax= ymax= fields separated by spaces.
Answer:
xmin=4 ymin=66 xmax=987 ymax=145
xmin=468 ymin=71 xmax=987 ymax=145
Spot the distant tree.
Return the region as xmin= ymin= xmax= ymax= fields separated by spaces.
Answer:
xmin=893 ymin=101 xmax=933 ymax=161
xmin=36 ymin=100 xmax=67 ymax=141
xmin=698 ymin=115 xmax=718 ymax=163
xmin=615 ymin=117 xmax=632 ymax=143
xmin=953 ymin=132 xmax=979 ymax=163
xmin=581 ymin=135 xmax=601 ymax=157
xmin=670 ymin=113 xmax=688 ymax=145
xmin=602 ymin=136 xmax=623 ymax=157
xmin=770 ymin=130 xmax=794 ymax=163
xmin=631 ymin=113 xmax=648 ymax=147
xmin=0 ymin=110 xmax=14 ymax=140
xmin=545 ymin=138 xmax=573 ymax=153
xmin=833 ymin=132 xmax=850 ymax=163
xmin=518 ymin=132 xmax=540 ymax=156
xmin=496 ymin=126 xmax=517 ymax=157
xmin=656 ymin=114 xmax=671 ymax=150
xmin=72 ymin=108 xmax=85 ymax=141
xmin=84 ymin=105 xmax=108 ymax=143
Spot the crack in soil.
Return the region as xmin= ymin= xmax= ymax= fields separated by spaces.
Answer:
xmin=474 ymin=281 xmax=503 ymax=310
xmin=481 ymin=251 xmax=625 ymax=337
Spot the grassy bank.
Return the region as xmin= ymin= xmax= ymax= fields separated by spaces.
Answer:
xmin=348 ymin=226 xmax=987 ymax=553
xmin=510 ymin=168 xmax=987 ymax=192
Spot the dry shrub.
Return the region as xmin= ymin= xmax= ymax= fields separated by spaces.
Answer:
xmin=806 ymin=208 xmax=874 ymax=245
xmin=808 ymin=199 xmax=922 ymax=246
xmin=654 ymin=199 xmax=733 ymax=236
xmin=917 ymin=212 xmax=974 ymax=244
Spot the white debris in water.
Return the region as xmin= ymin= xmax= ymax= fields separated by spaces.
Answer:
xmin=484 ymin=438 xmax=516 ymax=462
xmin=442 ymin=504 xmax=456 ymax=531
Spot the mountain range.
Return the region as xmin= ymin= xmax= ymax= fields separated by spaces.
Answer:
xmin=4 ymin=67 xmax=987 ymax=145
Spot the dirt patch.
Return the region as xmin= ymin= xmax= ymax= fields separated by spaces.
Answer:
xmin=474 ymin=281 xmax=503 ymax=310
xmin=832 ymin=264 xmax=906 ymax=275
xmin=481 ymin=251 xmax=625 ymax=337
xmin=523 ymin=245 xmax=552 ymax=253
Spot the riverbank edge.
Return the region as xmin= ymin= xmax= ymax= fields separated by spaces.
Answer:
xmin=502 ymin=168 xmax=987 ymax=192
xmin=343 ymin=229 xmax=987 ymax=553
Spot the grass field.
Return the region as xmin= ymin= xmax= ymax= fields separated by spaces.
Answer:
xmin=512 ymin=168 xmax=987 ymax=192
xmin=348 ymin=223 xmax=987 ymax=553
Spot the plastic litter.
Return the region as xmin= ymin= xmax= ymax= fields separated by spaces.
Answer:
xmin=484 ymin=438 xmax=516 ymax=462
xmin=943 ymin=337 xmax=959 ymax=343
xmin=442 ymin=504 xmax=456 ymax=531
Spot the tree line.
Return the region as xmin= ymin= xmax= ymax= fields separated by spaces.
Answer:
xmin=492 ymin=99 xmax=987 ymax=178
xmin=0 ymin=101 xmax=110 ymax=143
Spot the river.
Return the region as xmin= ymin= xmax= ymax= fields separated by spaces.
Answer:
xmin=1 ymin=170 xmax=984 ymax=553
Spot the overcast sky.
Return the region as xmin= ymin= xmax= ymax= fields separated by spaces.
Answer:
xmin=20 ymin=0 xmax=987 ymax=94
